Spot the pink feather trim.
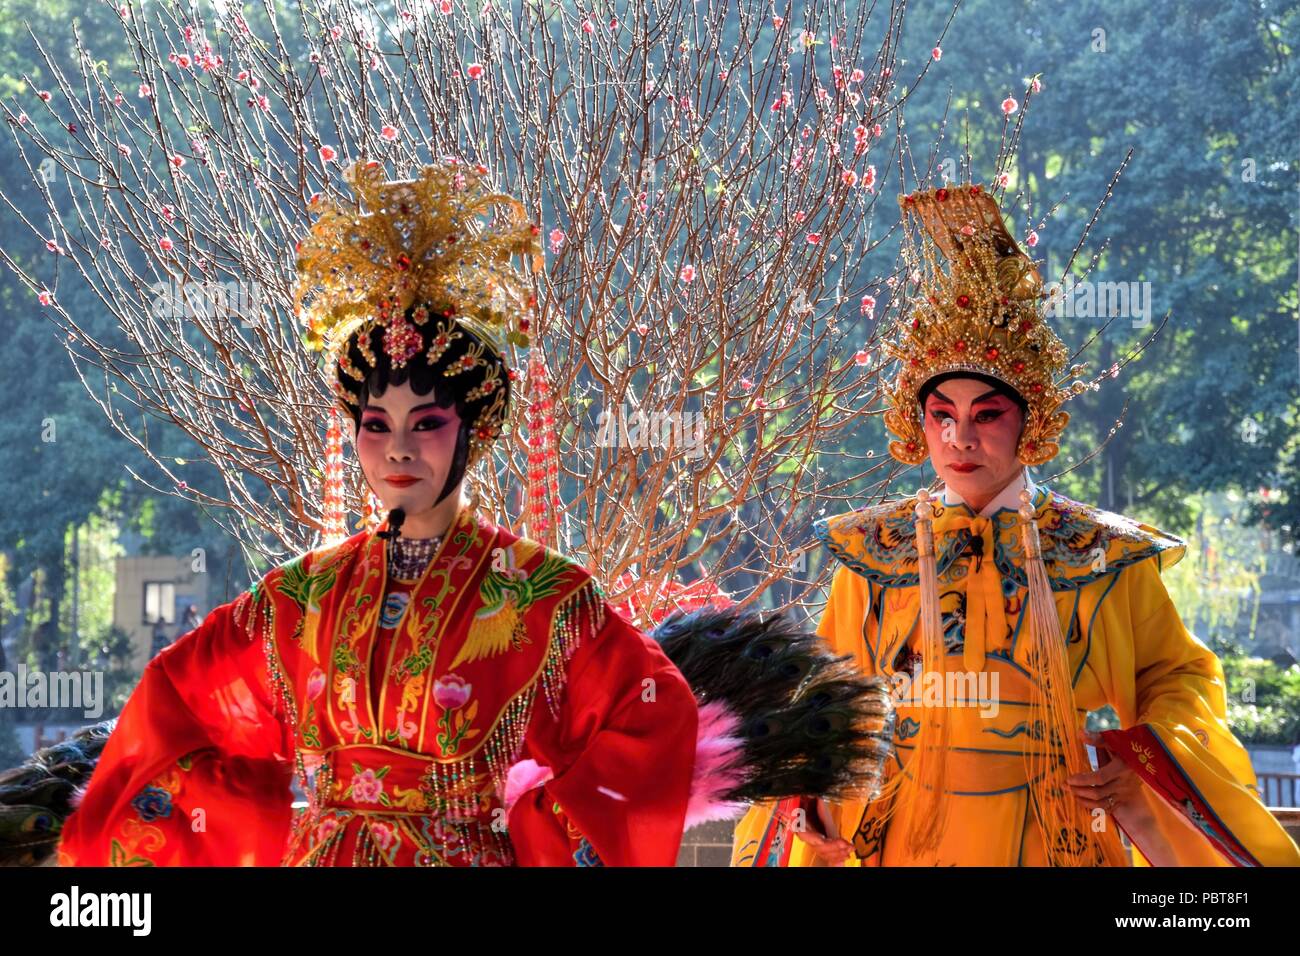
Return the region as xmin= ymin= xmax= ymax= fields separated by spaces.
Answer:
xmin=68 ymin=784 xmax=88 ymax=810
xmin=502 ymin=758 xmax=554 ymax=815
xmin=684 ymin=699 xmax=749 ymax=829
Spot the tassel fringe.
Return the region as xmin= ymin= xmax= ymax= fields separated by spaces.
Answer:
xmin=1016 ymin=492 xmax=1127 ymax=866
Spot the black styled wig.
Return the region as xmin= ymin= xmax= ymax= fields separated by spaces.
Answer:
xmin=334 ymin=307 xmax=511 ymax=505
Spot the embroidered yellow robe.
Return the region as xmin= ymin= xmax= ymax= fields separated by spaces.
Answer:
xmin=732 ymin=486 xmax=1300 ymax=867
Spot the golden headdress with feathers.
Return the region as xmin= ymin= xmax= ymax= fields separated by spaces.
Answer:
xmin=884 ymin=184 xmax=1085 ymax=466
xmin=292 ymin=160 xmax=542 ymax=460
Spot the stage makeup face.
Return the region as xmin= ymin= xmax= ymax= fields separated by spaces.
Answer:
xmin=356 ymin=379 xmax=464 ymax=537
xmin=921 ymin=375 xmax=1025 ymax=512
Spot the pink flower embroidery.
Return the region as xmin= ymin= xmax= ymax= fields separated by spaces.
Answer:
xmin=370 ymin=821 xmax=395 ymax=850
xmin=315 ymin=817 xmax=340 ymax=842
xmin=433 ymin=674 xmax=472 ymax=710
xmin=350 ymin=768 xmax=384 ymax=804
xmin=306 ymin=668 xmax=326 ymax=701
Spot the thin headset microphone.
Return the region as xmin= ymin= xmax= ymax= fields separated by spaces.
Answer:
xmin=378 ymin=506 xmax=407 ymax=540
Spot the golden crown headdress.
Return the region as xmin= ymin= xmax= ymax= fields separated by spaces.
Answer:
xmin=883 ymin=183 xmax=1085 ymax=467
xmin=292 ymin=160 xmax=542 ymax=417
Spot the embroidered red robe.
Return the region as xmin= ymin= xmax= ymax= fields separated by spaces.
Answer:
xmin=57 ymin=507 xmax=698 ymax=866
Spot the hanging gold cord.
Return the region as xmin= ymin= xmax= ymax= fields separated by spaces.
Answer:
xmin=1017 ymin=489 xmax=1128 ymax=866
xmin=896 ymin=487 xmax=953 ymax=855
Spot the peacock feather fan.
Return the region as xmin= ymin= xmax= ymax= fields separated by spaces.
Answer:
xmin=0 ymin=720 xmax=115 ymax=866
xmin=650 ymin=606 xmax=895 ymax=806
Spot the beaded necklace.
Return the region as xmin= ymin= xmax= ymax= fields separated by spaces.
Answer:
xmin=386 ymin=534 xmax=443 ymax=581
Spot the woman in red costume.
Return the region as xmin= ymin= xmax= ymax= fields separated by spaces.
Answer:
xmin=21 ymin=162 xmax=892 ymax=867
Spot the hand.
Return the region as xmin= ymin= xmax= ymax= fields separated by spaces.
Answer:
xmin=793 ymin=798 xmax=854 ymax=866
xmin=1067 ymin=731 xmax=1145 ymax=820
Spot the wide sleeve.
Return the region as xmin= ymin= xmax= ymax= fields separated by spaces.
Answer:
xmin=57 ymin=588 xmax=294 ymax=866
xmin=506 ymin=600 xmax=699 ymax=866
xmin=1094 ymin=558 xmax=1300 ymax=867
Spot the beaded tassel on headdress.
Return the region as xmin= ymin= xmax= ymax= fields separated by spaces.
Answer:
xmin=321 ymin=409 xmax=348 ymax=545
xmin=524 ymin=352 xmax=561 ymax=546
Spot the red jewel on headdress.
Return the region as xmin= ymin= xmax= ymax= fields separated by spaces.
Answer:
xmin=520 ymin=318 xmax=530 ymax=330
xmin=1013 ymin=361 xmax=1026 ymax=372
xmin=359 ymin=239 xmax=371 ymax=251
xmin=906 ymin=441 xmax=917 ymax=451
xmin=1025 ymin=440 xmax=1037 ymax=451
xmin=910 ymin=357 xmax=921 ymax=367
xmin=1000 ymin=296 xmax=1010 ymax=305
xmin=935 ymin=188 xmax=948 ymax=201
xmin=903 ymin=193 xmax=916 ymax=205
xmin=530 ymin=224 xmax=541 ymax=235
xmin=394 ymin=254 xmax=411 ymax=271
xmin=953 ymin=340 xmax=967 ymax=352
xmin=970 ymin=185 xmax=982 ymax=194
xmin=926 ymin=347 xmax=938 ymax=358
xmin=911 ymin=318 xmax=921 ymax=330
xmin=1030 ymin=382 xmax=1044 ymax=392
xmin=986 ymin=347 xmax=999 ymax=360
xmin=927 ymin=296 xmax=939 ymax=306
xmin=1019 ymin=319 xmax=1034 ymax=333
xmin=956 ymin=294 xmax=971 ymax=308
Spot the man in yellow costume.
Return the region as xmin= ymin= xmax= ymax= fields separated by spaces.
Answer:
xmin=731 ymin=183 xmax=1300 ymax=867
